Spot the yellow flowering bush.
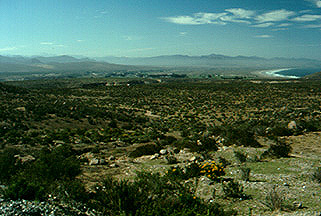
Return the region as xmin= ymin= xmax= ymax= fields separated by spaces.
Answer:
xmin=199 ymin=160 xmax=225 ymax=181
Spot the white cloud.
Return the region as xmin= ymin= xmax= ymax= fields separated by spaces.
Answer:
xmin=252 ymin=22 xmax=274 ymax=27
xmin=293 ymin=14 xmax=321 ymax=21
xmin=179 ymin=32 xmax=187 ymax=36
xmin=163 ymin=15 xmax=206 ymax=25
xmin=220 ymin=15 xmax=251 ymax=24
xmin=0 ymin=46 xmax=17 ymax=52
xmin=278 ymin=23 xmax=292 ymax=27
xmin=255 ymin=35 xmax=273 ymax=38
xmin=77 ymin=40 xmax=84 ymax=42
xmin=40 ymin=42 xmax=54 ymax=45
xmin=256 ymin=9 xmax=295 ymax=23
xmin=127 ymin=47 xmax=154 ymax=52
xmin=225 ymin=8 xmax=255 ymax=19
xmin=164 ymin=9 xmax=256 ymax=25
xmin=163 ymin=12 xmax=227 ymax=25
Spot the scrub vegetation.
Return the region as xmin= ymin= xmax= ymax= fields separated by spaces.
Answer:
xmin=0 ymin=78 xmax=321 ymax=215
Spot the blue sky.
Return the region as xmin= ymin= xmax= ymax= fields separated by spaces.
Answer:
xmin=0 ymin=0 xmax=321 ymax=59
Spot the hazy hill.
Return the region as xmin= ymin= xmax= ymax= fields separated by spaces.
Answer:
xmin=0 ymin=55 xmax=138 ymax=73
xmin=303 ymin=71 xmax=321 ymax=79
xmin=95 ymin=54 xmax=321 ymax=69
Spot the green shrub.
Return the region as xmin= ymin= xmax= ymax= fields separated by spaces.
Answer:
xmin=4 ymin=175 xmax=46 ymax=200
xmin=262 ymin=138 xmax=292 ymax=158
xmin=269 ymin=125 xmax=293 ymax=137
xmin=220 ymin=124 xmax=261 ymax=147
xmin=3 ymin=144 xmax=82 ymax=201
xmin=90 ymin=171 xmax=235 ymax=216
xmin=222 ymin=180 xmax=250 ymax=199
xmin=239 ymin=166 xmax=251 ymax=181
xmin=234 ymin=150 xmax=247 ymax=163
xmin=261 ymin=185 xmax=285 ymax=211
xmin=218 ymin=156 xmax=231 ymax=168
xmin=165 ymin=166 xmax=187 ymax=180
xmin=312 ymin=167 xmax=321 ymax=183
xmin=173 ymin=135 xmax=218 ymax=153
xmin=129 ymin=143 xmax=160 ymax=158
xmin=0 ymin=148 xmax=22 ymax=184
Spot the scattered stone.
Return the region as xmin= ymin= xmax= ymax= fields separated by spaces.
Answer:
xmin=159 ymin=149 xmax=167 ymax=155
xmin=89 ymin=158 xmax=100 ymax=166
xmin=109 ymin=163 xmax=119 ymax=168
xmin=189 ymin=156 xmax=197 ymax=162
xmin=293 ymin=201 xmax=303 ymax=209
xmin=16 ymin=107 xmax=26 ymax=112
xmin=288 ymin=120 xmax=297 ymax=130
xmin=150 ymin=153 xmax=159 ymax=160
xmin=0 ymin=199 xmax=99 ymax=215
xmin=108 ymin=155 xmax=115 ymax=161
xmin=14 ymin=155 xmax=35 ymax=164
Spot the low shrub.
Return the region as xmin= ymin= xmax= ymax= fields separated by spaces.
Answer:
xmin=219 ymin=124 xmax=261 ymax=147
xmin=173 ymin=135 xmax=219 ymax=153
xmin=129 ymin=143 xmax=160 ymax=158
xmin=222 ymin=180 xmax=250 ymax=199
xmin=0 ymin=148 xmax=22 ymax=184
xmin=261 ymin=185 xmax=285 ymax=211
xmin=312 ymin=167 xmax=321 ymax=183
xmin=239 ymin=166 xmax=251 ymax=181
xmin=199 ymin=160 xmax=225 ymax=181
xmin=165 ymin=155 xmax=178 ymax=164
xmin=217 ymin=156 xmax=231 ymax=168
xmin=3 ymin=144 xmax=82 ymax=201
xmin=165 ymin=162 xmax=202 ymax=180
xmin=269 ymin=125 xmax=293 ymax=137
xmin=90 ymin=171 xmax=235 ymax=216
xmin=262 ymin=138 xmax=292 ymax=158
xmin=234 ymin=150 xmax=247 ymax=163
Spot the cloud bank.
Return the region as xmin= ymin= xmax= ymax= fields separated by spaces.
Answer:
xmin=163 ymin=7 xmax=321 ymax=29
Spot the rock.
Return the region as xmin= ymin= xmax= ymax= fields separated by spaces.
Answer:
xmin=288 ymin=121 xmax=297 ymax=130
xmin=21 ymin=155 xmax=36 ymax=164
xmin=108 ymin=155 xmax=115 ymax=161
xmin=179 ymin=149 xmax=185 ymax=154
xmin=189 ymin=156 xmax=197 ymax=162
xmin=159 ymin=149 xmax=167 ymax=155
xmin=14 ymin=155 xmax=35 ymax=164
xmin=109 ymin=163 xmax=119 ymax=168
xmin=16 ymin=107 xmax=26 ymax=112
xmin=293 ymin=201 xmax=303 ymax=209
xmin=150 ymin=153 xmax=159 ymax=160
xmin=89 ymin=158 xmax=99 ymax=165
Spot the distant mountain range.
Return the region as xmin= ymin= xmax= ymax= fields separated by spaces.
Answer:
xmin=0 ymin=54 xmax=320 ymax=77
xmin=95 ymin=54 xmax=321 ymax=69
xmin=0 ymin=55 xmax=139 ymax=73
